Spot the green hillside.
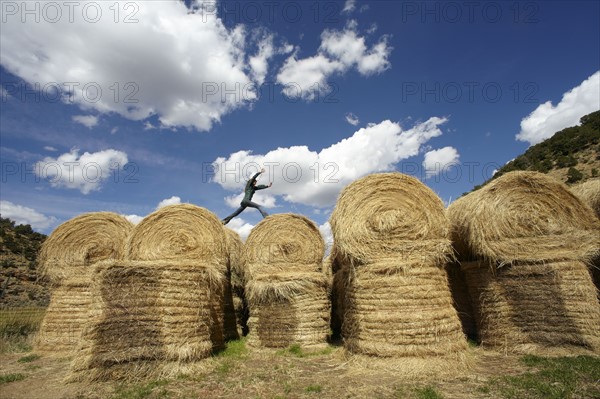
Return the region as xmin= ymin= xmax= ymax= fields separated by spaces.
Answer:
xmin=0 ymin=217 xmax=49 ymax=307
xmin=472 ymin=110 xmax=600 ymax=192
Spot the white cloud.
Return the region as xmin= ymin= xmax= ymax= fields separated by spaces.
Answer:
xmin=124 ymin=214 xmax=144 ymax=225
xmin=72 ymin=115 xmax=99 ymax=129
xmin=156 ymin=196 xmax=181 ymax=210
xmin=35 ymin=148 xmax=128 ymax=194
xmin=0 ymin=201 xmax=57 ymax=230
xmin=320 ymin=25 xmax=390 ymax=75
xmin=110 ymin=127 xmax=119 ymax=135
xmin=516 ymin=71 xmax=600 ymax=146
xmin=423 ymin=146 xmax=460 ymax=178
xmin=319 ymin=221 xmax=333 ymax=255
xmin=44 ymin=146 xmax=58 ymax=152
xmin=277 ymin=54 xmax=344 ymax=100
xmin=0 ymin=1 xmax=268 ymax=132
xmin=345 ymin=112 xmax=360 ymax=126
xmin=213 ymin=117 xmax=447 ymax=207
xmin=226 ymin=217 xmax=254 ymax=241
xmin=342 ymin=0 xmax=356 ymax=13
xmin=276 ymin=22 xmax=391 ymax=100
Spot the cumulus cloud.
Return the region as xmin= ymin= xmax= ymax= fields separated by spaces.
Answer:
xmin=423 ymin=146 xmax=460 ymax=178
xmin=72 ymin=115 xmax=99 ymax=128
xmin=156 ymin=196 xmax=182 ymax=210
xmin=0 ymin=1 xmax=271 ymax=131
xmin=44 ymin=146 xmax=58 ymax=152
xmin=124 ymin=214 xmax=144 ymax=225
xmin=35 ymin=148 xmax=128 ymax=194
xmin=516 ymin=71 xmax=600 ymax=146
xmin=213 ymin=117 xmax=447 ymax=207
xmin=0 ymin=200 xmax=57 ymax=230
xmin=276 ymin=22 xmax=391 ymax=100
xmin=345 ymin=112 xmax=360 ymax=126
xmin=226 ymin=217 xmax=255 ymax=241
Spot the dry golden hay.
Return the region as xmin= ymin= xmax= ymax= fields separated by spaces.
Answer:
xmin=38 ymin=212 xmax=133 ymax=282
xmin=34 ymin=277 xmax=91 ymax=353
xmin=245 ymin=272 xmax=330 ymax=349
xmin=126 ymin=204 xmax=227 ymax=268
xmin=341 ymin=260 xmax=467 ymax=357
xmin=330 ymin=173 xmax=452 ymax=265
xmin=243 ymin=213 xmax=325 ymax=279
xmin=571 ymin=178 xmax=600 ymax=219
xmin=69 ymin=260 xmax=226 ymax=382
xmin=462 ymin=260 xmax=600 ymax=353
xmin=447 ymin=171 xmax=600 ymax=264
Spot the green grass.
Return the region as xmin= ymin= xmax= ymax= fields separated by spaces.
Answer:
xmin=414 ymin=386 xmax=444 ymax=399
xmin=18 ymin=354 xmax=40 ymax=363
xmin=0 ymin=307 xmax=45 ymax=336
xmin=0 ymin=373 xmax=26 ymax=385
xmin=111 ymin=380 xmax=169 ymax=399
xmin=305 ymin=384 xmax=322 ymax=393
xmin=485 ymin=355 xmax=600 ymax=399
xmin=0 ymin=307 xmax=45 ymax=353
xmin=215 ymin=338 xmax=248 ymax=359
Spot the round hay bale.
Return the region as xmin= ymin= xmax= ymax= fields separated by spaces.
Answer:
xmin=245 ymin=272 xmax=330 ymax=349
xmin=448 ymin=171 xmax=600 ymax=264
xmin=341 ymin=261 xmax=467 ymax=357
xmin=462 ymin=260 xmax=600 ymax=353
xmin=39 ymin=212 xmax=133 ymax=282
xmin=330 ymin=173 xmax=451 ymax=265
xmin=126 ymin=204 xmax=227 ymax=267
xmin=571 ymin=178 xmax=600 ymax=219
xmin=243 ymin=214 xmax=324 ymax=279
xmin=70 ymin=260 xmax=226 ymax=381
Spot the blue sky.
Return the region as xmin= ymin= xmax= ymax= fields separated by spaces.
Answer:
xmin=1 ymin=0 xmax=599 ymax=241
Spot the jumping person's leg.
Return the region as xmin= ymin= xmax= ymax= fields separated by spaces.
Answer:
xmin=244 ymin=200 xmax=269 ymax=218
xmin=222 ymin=205 xmax=246 ymax=224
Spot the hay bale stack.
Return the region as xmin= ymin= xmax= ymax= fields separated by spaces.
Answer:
xmin=244 ymin=214 xmax=330 ymax=348
xmin=70 ymin=260 xmax=224 ymax=381
xmin=70 ymin=204 xmax=229 ymax=381
xmin=225 ymin=227 xmax=247 ymax=337
xmin=445 ymin=263 xmax=477 ymax=341
xmin=571 ymin=178 xmax=600 ymax=296
xmin=329 ymin=173 xmax=466 ymax=357
xmin=35 ymin=213 xmax=133 ymax=352
xmin=571 ymin=178 xmax=600 ymax=219
xmin=448 ymin=171 xmax=600 ymax=353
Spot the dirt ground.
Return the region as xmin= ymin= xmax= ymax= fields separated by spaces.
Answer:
xmin=0 ymin=344 xmax=555 ymax=399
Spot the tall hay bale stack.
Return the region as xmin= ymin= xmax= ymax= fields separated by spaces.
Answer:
xmin=244 ymin=214 xmax=330 ymax=348
xmin=571 ymin=178 xmax=600 ymax=296
xmin=70 ymin=204 xmax=229 ymax=381
xmin=329 ymin=173 xmax=466 ymax=358
xmin=448 ymin=171 xmax=600 ymax=353
xmin=35 ymin=212 xmax=132 ymax=353
xmin=571 ymin=178 xmax=600 ymax=219
xmin=225 ymin=227 xmax=247 ymax=337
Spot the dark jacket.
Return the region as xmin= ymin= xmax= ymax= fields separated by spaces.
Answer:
xmin=242 ymin=172 xmax=268 ymax=203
